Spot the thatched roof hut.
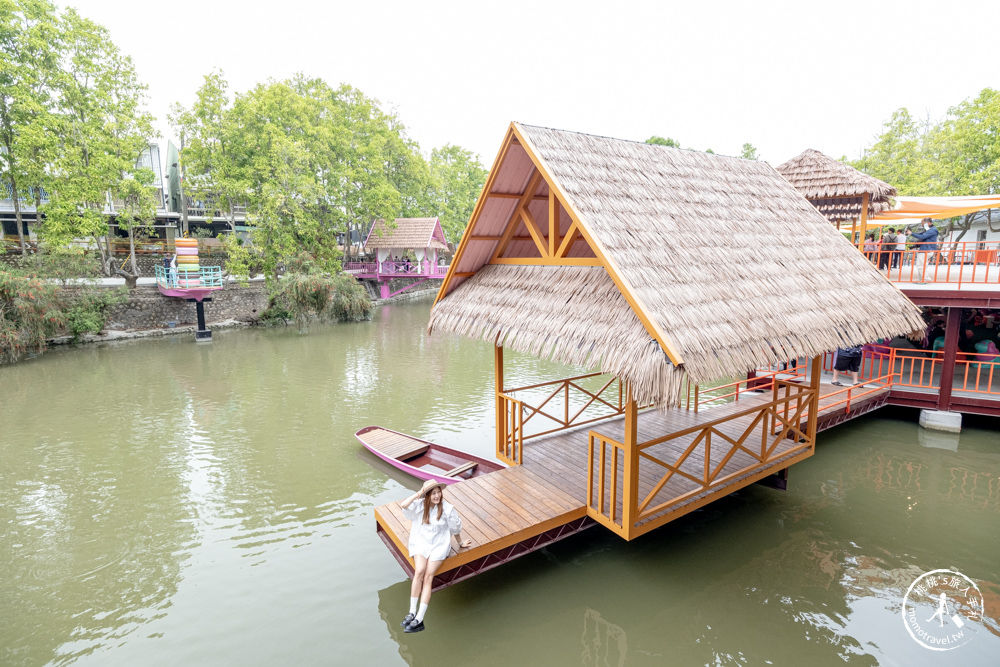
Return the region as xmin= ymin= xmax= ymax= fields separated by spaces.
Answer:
xmin=364 ymin=217 xmax=448 ymax=251
xmin=429 ymin=123 xmax=924 ymax=408
xmin=775 ymin=149 xmax=896 ymax=223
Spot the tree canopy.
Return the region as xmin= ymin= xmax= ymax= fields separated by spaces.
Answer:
xmin=171 ymin=73 xmax=487 ymax=279
xmin=850 ymin=87 xmax=1000 ymax=236
xmin=1 ymin=0 xmax=158 ymax=280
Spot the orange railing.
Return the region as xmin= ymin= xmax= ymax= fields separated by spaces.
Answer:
xmin=496 ymin=393 xmax=523 ymax=466
xmin=866 ymin=240 xmax=1000 ymax=287
xmin=501 ymin=373 xmax=629 ymax=442
xmin=588 ymin=379 xmax=817 ymax=539
xmin=685 ymin=362 xmax=808 ymax=412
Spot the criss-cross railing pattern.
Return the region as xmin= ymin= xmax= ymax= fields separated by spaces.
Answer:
xmin=587 ymin=380 xmax=816 ymax=539
xmin=502 ymin=373 xmax=626 ymax=442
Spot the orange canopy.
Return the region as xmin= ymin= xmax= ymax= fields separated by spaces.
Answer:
xmin=871 ymin=195 xmax=1000 ymax=223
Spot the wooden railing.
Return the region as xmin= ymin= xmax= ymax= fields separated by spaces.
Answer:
xmin=502 ymin=373 xmax=627 ymax=442
xmin=686 ymin=363 xmax=807 ymax=412
xmin=821 ymin=347 xmax=1000 ymax=396
xmin=496 ymin=393 xmax=523 ymax=466
xmin=588 ymin=380 xmax=816 ymax=539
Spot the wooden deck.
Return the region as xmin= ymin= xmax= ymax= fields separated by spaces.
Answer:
xmin=373 ymin=382 xmax=888 ymax=589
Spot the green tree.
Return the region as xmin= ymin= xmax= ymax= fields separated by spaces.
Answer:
xmin=38 ymin=9 xmax=158 ymax=284
xmin=646 ymin=135 xmax=680 ymax=148
xmin=851 ymin=89 xmax=1000 ymax=239
xmin=422 ymin=144 xmax=487 ymax=243
xmin=168 ymin=70 xmax=248 ymax=235
xmin=0 ymin=0 xmax=61 ymax=253
xmin=740 ymin=143 xmax=758 ymax=160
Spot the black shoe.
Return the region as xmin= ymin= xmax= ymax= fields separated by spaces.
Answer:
xmin=400 ymin=613 xmax=414 ymax=627
xmin=404 ymin=619 xmax=425 ymax=633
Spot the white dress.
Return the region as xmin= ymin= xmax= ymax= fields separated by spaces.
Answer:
xmin=402 ymin=498 xmax=462 ymax=561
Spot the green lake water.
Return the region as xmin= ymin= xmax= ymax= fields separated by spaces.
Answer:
xmin=2 ymin=295 xmax=999 ymax=666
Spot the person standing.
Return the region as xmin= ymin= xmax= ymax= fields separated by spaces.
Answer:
xmin=909 ymin=218 xmax=940 ymax=282
xmin=398 ymin=479 xmax=472 ymax=633
xmin=893 ymin=227 xmax=906 ymax=269
xmin=831 ymin=345 xmax=865 ymax=387
xmin=863 ymin=233 xmax=878 ymax=262
xmin=879 ymin=227 xmax=894 ymax=271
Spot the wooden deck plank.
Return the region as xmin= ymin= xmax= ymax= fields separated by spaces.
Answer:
xmin=462 ymin=475 xmax=547 ymax=526
xmin=472 ymin=472 xmax=552 ymax=521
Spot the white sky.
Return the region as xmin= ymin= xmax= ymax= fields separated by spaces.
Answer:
xmin=72 ymin=0 xmax=1000 ymax=167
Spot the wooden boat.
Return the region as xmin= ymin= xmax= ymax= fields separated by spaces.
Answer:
xmin=355 ymin=426 xmax=504 ymax=484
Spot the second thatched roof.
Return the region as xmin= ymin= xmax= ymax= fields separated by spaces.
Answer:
xmin=775 ymin=149 xmax=896 ymax=222
xmin=364 ymin=217 xmax=448 ymax=251
xmin=429 ymin=124 xmax=925 ymax=408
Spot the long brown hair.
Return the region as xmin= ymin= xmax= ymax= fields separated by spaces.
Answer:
xmin=421 ymin=489 xmax=444 ymax=524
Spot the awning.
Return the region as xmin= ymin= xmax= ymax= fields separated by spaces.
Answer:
xmin=871 ymin=195 xmax=1000 ymax=222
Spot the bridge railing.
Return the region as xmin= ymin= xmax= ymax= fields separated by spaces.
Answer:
xmin=343 ymin=260 xmax=450 ymax=276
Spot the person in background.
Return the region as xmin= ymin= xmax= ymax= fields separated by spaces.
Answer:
xmin=831 ymin=344 xmax=865 ymax=387
xmin=864 ymin=233 xmax=878 ymax=262
xmin=879 ymin=227 xmax=894 ymax=271
xmin=893 ymin=227 xmax=907 ymax=269
xmin=909 ymin=218 xmax=940 ymax=282
xmin=397 ymin=479 xmax=472 ymax=633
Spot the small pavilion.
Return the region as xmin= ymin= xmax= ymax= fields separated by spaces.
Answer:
xmin=373 ymin=123 xmax=925 ymax=587
xmin=776 ymin=149 xmax=896 ymax=249
xmin=344 ymin=217 xmax=450 ymax=298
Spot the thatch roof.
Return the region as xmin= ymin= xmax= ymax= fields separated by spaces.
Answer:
xmin=364 ymin=217 xmax=448 ymax=250
xmin=775 ymin=149 xmax=896 ymax=222
xmin=429 ymin=124 xmax=925 ymax=409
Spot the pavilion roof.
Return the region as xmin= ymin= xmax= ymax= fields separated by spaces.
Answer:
xmin=775 ymin=149 xmax=896 ymax=222
xmin=364 ymin=217 xmax=448 ymax=250
xmin=429 ymin=124 xmax=924 ymax=408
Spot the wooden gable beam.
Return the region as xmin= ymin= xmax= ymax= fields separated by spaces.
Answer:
xmin=493 ymin=170 xmax=544 ymax=261
xmin=555 ymin=221 xmax=580 ymax=258
xmin=548 ymin=193 xmax=559 ymax=257
xmin=519 ymin=206 xmax=550 ymax=258
xmin=434 ymin=127 xmax=518 ymax=306
xmin=511 ymin=122 xmax=685 ymax=366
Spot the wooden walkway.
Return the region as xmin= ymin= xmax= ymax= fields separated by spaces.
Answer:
xmin=373 ymin=382 xmax=888 ymax=589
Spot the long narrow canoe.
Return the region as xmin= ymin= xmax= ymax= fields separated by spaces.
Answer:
xmin=355 ymin=426 xmax=504 ymax=485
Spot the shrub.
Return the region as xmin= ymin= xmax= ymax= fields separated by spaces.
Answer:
xmin=0 ymin=270 xmax=65 ymax=363
xmin=62 ymin=287 xmax=128 ymax=340
xmin=264 ymin=271 xmax=372 ymax=329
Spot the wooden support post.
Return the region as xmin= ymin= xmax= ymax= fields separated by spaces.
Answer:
xmin=857 ymin=193 xmax=870 ymax=251
xmin=937 ymin=307 xmax=962 ymax=411
xmin=495 ymin=343 xmax=505 ymax=458
xmin=621 ymin=384 xmax=639 ymax=539
xmin=808 ymin=356 xmax=821 ymax=442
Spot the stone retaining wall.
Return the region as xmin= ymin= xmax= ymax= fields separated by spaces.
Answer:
xmin=96 ymin=281 xmax=269 ymax=330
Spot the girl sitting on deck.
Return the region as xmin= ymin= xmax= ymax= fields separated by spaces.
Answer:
xmin=398 ymin=479 xmax=472 ymax=633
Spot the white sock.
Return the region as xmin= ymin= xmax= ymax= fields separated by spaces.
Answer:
xmin=409 ymin=597 xmax=418 ymax=615
xmin=415 ymin=602 xmax=428 ymax=622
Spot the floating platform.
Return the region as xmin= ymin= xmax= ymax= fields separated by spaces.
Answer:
xmin=373 ymin=381 xmax=889 ymax=590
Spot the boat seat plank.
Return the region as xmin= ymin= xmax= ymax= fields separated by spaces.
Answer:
xmin=388 ymin=443 xmax=429 ymax=461
xmin=443 ymin=461 xmax=477 ymax=477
